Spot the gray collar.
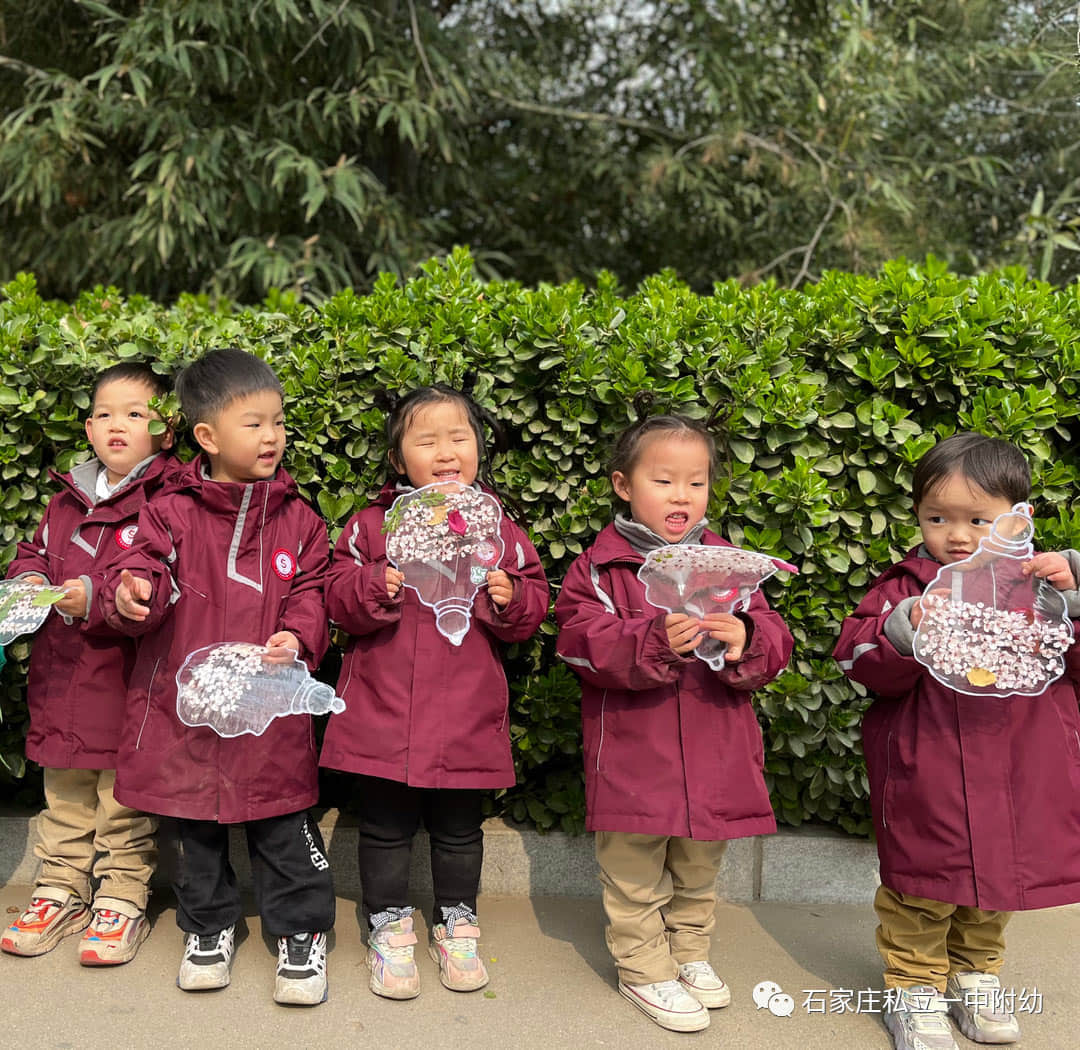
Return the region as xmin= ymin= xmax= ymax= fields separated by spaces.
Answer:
xmin=613 ymin=512 xmax=707 ymax=554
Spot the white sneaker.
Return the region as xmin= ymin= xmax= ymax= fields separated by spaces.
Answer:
xmin=619 ymin=979 xmax=710 ymax=1032
xmin=883 ymin=986 xmax=959 ymax=1050
xmin=274 ymin=931 xmax=328 ymax=1006
xmin=946 ymin=972 xmax=1021 ymax=1044
xmin=677 ymin=960 xmax=731 ymax=1008
xmin=177 ymin=926 xmax=235 ymax=991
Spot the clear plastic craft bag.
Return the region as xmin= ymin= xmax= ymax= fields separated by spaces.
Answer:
xmin=0 ymin=580 xmax=69 ymax=645
xmin=912 ymin=502 xmax=1074 ymax=697
xmin=638 ymin=544 xmax=798 ymax=669
xmin=383 ymin=481 xmax=505 ymax=646
xmin=176 ymin=642 xmax=345 ymax=738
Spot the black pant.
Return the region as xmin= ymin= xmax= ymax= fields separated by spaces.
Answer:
xmin=173 ymin=810 xmax=335 ymax=938
xmin=354 ymin=775 xmax=484 ymax=928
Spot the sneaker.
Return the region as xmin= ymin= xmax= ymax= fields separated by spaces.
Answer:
xmin=274 ymin=932 xmax=328 ymax=1006
xmin=946 ymin=972 xmax=1021 ymax=1044
xmin=883 ymin=986 xmax=959 ymax=1050
xmin=177 ymin=926 xmax=235 ymax=991
xmin=677 ymin=960 xmax=731 ymax=1008
xmin=79 ymin=903 xmax=150 ymax=966
xmin=619 ymin=979 xmax=710 ymax=1032
xmin=368 ymin=907 xmax=420 ymax=1000
xmin=1 ymin=889 xmax=90 ymax=956
xmin=428 ymin=905 xmax=489 ymax=992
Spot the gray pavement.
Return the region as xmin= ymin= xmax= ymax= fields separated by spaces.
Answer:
xmin=1 ymin=882 xmax=1075 ymax=1050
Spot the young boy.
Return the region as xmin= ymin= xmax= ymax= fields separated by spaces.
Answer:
xmin=100 ymin=348 xmax=335 ymax=1005
xmin=834 ymin=433 xmax=1080 ymax=1050
xmin=2 ymin=362 xmax=176 ymax=965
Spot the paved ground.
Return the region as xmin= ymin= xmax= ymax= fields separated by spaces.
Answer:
xmin=1 ymin=883 xmax=1075 ymax=1050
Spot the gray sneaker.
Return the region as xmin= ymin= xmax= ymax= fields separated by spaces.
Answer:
xmin=946 ymin=972 xmax=1021 ymax=1044
xmin=883 ymin=986 xmax=959 ymax=1050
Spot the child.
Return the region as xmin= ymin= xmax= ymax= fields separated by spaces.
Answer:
xmin=555 ymin=415 xmax=793 ymax=1033
xmin=100 ymin=348 xmax=335 ymax=1006
xmin=2 ymin=362 xmax=176 ymax=965
xmin=320 ymin=384 xmax=549 ymax=999
xmin=834 ymin=432 xmax=1080 ymax=1050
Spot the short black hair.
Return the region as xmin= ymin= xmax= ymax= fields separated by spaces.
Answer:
xmin=912 ymin=432 xmax=1030 ymax=507
xmin=175 ymin=348 xmax=283 ymax=425
xmin=609 ymin=415 xmax=719 ymax=498
xmin=91 ymin=362 xmax=170 ymax=406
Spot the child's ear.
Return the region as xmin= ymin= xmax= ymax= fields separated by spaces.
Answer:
xmin=159 ymin=426 xmax=176 ymax=452
xmin=85 ymin=418 xmax=94 ymax=444
xmin=388 ymin=449 xmax=404 ymax=476
xmin=611 ymin=471 xmax=631 ymax=503
xmin=192 ymin=421 xmax=218 ymax=455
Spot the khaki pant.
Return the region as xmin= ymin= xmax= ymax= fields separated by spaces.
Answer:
xmin=34 ymin=767 xmax=157 ymax=912
xmin=875 ymin=884 xmax=1010 ymax=992
xmin=595 ymin=831 xmax=728 ymax=986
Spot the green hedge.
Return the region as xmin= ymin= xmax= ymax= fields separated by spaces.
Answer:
xmin=2 ymin=251 xmax=1079 ymax=832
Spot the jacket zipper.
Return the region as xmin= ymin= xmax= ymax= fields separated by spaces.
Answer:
xmin=134 ymin=658 xmax=161 ymax=750
xmin=882 ymin=731 xmax=893 ymax=829
xmin=596 ymin=690 xmax=607 ymax=771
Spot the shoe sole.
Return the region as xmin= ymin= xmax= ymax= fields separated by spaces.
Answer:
xmin=274 ymin=977 xmax=328 ymax=1006
xmin=428 ymin=945 xmax=489 ymax=991
xmin=1 ymin=909 xmax=91 ymax=957
xmin=947 ymin=1002 xmax=1020 ymax=1045
xmin=80 ymin=917 xmax=151 ymax=966
xmin=678 ymin=976 xmax=732 ymax=1009
xmin=618 ymin=982 xmax=710 ymax=1032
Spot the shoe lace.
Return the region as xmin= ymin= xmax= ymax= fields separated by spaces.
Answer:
xmin=680 ymin=961 xmax=716 ymax=979
xmin=21 ymin=897 xmax=60 ymax=923
xmin=650 ymin=980 xmax=686 ymax=1005
xmin=439 ymin=903 xmax=478 ymax=939
xmin=89 ymin=910 xmax=122 ymax=933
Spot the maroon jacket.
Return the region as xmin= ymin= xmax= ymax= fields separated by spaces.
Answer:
xmin=100 ymin=457 xmax=330 ymax=823
xmin=319 ymin=484 xmax=549 ymax=789
xmin=555 ymin=524 xmax=793 ymax=840
xmin=6 ymin=454 xmax=179 ymax=769
xmin=834 ymin=547 xmax=1080 ymax=911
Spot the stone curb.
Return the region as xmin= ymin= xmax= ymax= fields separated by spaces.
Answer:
xmin=0 ymin=808 xmax=881 ymax=903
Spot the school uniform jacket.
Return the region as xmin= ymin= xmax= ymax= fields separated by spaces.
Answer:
xmin=100 ymin=457 xmax=330 ymax=823
xmin=6 ymin=453 xmax=179 ymax=769
xmin=555 ymin=524 xmax=793 ymax=840
xmin=319 ymin=483 xmax=550 ymax=789
xmin=833 ymin=547 xmax=1080 ymax=911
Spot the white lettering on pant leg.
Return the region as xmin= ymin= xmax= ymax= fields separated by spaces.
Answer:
xmin=302 ymin=818 xmax=329 ymax=871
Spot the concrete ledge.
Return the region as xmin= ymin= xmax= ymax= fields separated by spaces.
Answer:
xmin=0 ymin=808 xmax=881 ymax=903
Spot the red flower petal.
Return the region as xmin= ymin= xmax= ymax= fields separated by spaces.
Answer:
xmin=447 ymin=509 xmax=468 ymax=535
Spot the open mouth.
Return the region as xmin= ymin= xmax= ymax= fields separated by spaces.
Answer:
xmin=665 ymin=512 xmax=689 ymax=532
xmin=108 ymin=439 xmax=127 ymax=449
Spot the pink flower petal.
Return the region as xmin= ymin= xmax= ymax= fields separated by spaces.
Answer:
xmin=447 ymin=509 xmax=468 ymax=535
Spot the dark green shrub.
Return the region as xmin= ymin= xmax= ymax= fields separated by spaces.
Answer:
xmin=2 ymin=251 xmax=1078 ymax=834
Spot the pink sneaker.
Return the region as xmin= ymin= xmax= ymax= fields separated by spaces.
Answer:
xmin=368 ymin=908 xmax=420 ymax=1000
xmin=428 ymin=906 xmax=488 ymax=992
xmin=1 ymin=889 xmax=90 ymax=956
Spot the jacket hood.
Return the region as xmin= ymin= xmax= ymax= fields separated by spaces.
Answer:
xmin=167 ymin=454 xmax=300 ymax=516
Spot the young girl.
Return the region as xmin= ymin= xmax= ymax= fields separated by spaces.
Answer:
xmin=320 ymin=385 xmax=549 ymax=1000
xmin=834 ymin=433 xmax=1080 ymax=1050
xmin=555 ymin=415 xmax=793 ymax=1033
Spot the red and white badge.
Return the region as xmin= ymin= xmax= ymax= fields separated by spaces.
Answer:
xmin=272 ymin=548 xmax=297 ymax=580
xmin=115 ymin=524 xmax=138 ymax=550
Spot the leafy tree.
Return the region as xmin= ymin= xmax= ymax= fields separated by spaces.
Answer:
xmin=0 ymin=1 xmax=1077 ymax=301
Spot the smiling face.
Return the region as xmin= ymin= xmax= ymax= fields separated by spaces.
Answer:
xmin=916 ymin=470 xmax=1015 ymax=564
xmin=193 ymin=389 xmax=286 ymax=484
xmin=85 ymin=377 xmax=173 ymax=485
xmin=390 ymin=398 xmax=480 ymax=489
xmin=612 ymin=432 xmax=711 ymax=542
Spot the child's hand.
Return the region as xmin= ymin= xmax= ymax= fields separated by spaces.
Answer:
xmin=910 ymin=588 xmax=950 ymax=629
xmin=263 ymin=631 xmax=300 ymax=662
xmin=116 ymin=569 xmax=152 ymax=621
xmin=24 ymin=574 xmax=45 ymax=585
xmin=1023 ymin=552 xmax=1077 ymax=591
xmin=700 ymin=612 xmax=747 ymax=662
xmin=486 ymin=569 xmax=514 ymax=608
xmin=55 ymin=578 xmax=88 ymax=619
xmin=385 ymin=565 xmax=405 ymax=599
xmin=665 ymin=613 xmax=703 ymax=655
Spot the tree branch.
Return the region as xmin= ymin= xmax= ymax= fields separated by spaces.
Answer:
xmin=482 ymin=88 xmax=679 ymax=139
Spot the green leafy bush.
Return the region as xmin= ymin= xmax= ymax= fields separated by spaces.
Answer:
xmin=2 ymin=251 xmax=1078 ymax=834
